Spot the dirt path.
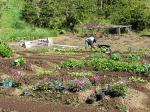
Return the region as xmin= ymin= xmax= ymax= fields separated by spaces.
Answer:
xmin=120 ymin=83 xmax=150 ymax=112
xmin=0 ymin=97 xmax=98 ymax=112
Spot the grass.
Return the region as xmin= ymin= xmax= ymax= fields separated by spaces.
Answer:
xmin=0 ymin=28 xmax=59 ymax=42
xmin=140 ymin=29 xmax=150 ymax=37
xmin=0 ymin=0 xmax=59 ymax=42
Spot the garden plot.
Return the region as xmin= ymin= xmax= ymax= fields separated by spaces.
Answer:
xmin=1 ymin=37 xmax=150 ymax=112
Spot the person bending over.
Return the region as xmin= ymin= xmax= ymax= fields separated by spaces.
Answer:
xmin=85 ymin=36 xmax=97 ymax=49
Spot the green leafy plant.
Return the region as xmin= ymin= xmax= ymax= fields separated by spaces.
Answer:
xmin=111 ymin=82 xmax=128 ymax=97
xmin=60 ymin=57 xmax=150 ymax=75
xmin=129 ymin=54 xmax=140 ymax=61
xmin=60 ymin=59 xmax=85 ymax=68
xmin=90 ymin=52 xmax=108 ymax=59
xmin=12 ymin=57 xmax=26 ymax=67
xmin=139 ymin=47 xmax=148 ymax=52
xmin=49 ymin=80 xmax=64 ymax=93
xmin=111 ymin=53 xmax=121 ymax=61
xmin=143 ymin=64 xmax=150 ymax=76
xmin=129 ymin=76 xmax=148 ymax=83
xmin=0 ymin=41 xmax=13 ymax=57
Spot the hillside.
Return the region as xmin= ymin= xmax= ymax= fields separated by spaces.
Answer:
xmin=0 ymin=0 xmax=150 ymax=41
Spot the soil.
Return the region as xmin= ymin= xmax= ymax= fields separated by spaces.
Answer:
xmin=0 ymin=34 xmax=150 ymax=112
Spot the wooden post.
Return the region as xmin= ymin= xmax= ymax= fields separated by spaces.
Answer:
xmin=117 ymin=27 xmax=121 ymax=35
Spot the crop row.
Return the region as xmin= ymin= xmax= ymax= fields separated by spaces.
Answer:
xmin=60 ymin=58 xmax=150 ymax=76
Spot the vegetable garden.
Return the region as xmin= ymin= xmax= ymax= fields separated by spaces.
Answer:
xmin=0 ymin=36 xmax=150 ymax=112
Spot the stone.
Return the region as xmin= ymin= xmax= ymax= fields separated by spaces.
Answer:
xmin=47 ymin=38 xmax=53 ymax=46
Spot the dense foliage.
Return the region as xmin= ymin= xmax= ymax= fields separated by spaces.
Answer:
xmin=21 ymin=0 xmax=150 ymax=31
xmin=110 ymin=0 xmax=150 ymax=31
xmin=22 ymin=0 xmax=98 ymax=31
xmin=0 ymin=0 xmax=150 ymax=41
xmin=0 ymin=40 xmax=12 ymax=57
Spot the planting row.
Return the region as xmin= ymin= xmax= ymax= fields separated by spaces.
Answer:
xmin=60 ymin=58 xmax=150 ymax=76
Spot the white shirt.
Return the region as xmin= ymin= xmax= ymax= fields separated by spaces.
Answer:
xmin=86 ymin=36 xmax=95 ymax=41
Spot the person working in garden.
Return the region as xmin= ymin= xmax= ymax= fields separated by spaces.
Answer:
xmin=85 ymin=35 xmax=97 ymax=49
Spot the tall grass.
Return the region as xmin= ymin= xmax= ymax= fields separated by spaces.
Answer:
xmin=0 ymin=0 xmax=59 ymax=42
xmin=0 ymin=28 xmax=59 ymax=42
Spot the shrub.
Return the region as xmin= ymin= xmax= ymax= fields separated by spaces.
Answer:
xmin=110 ymin=82 xmax=128 ymax=97
xmin=110 ymin=1 xmax=150 ymax=31
xmin=0 ymin=40 xmax=13 ymax=57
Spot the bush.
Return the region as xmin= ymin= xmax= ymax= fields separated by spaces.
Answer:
xmin=0 ymin=40 xmax=13 ymax=57
xmin=22 ymin=0 xmax=98 ymax=30
xmin=110 ymin=1 xmax=150 ymax=31
xmin=110 ymin=82 xmax=128 ymax=97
